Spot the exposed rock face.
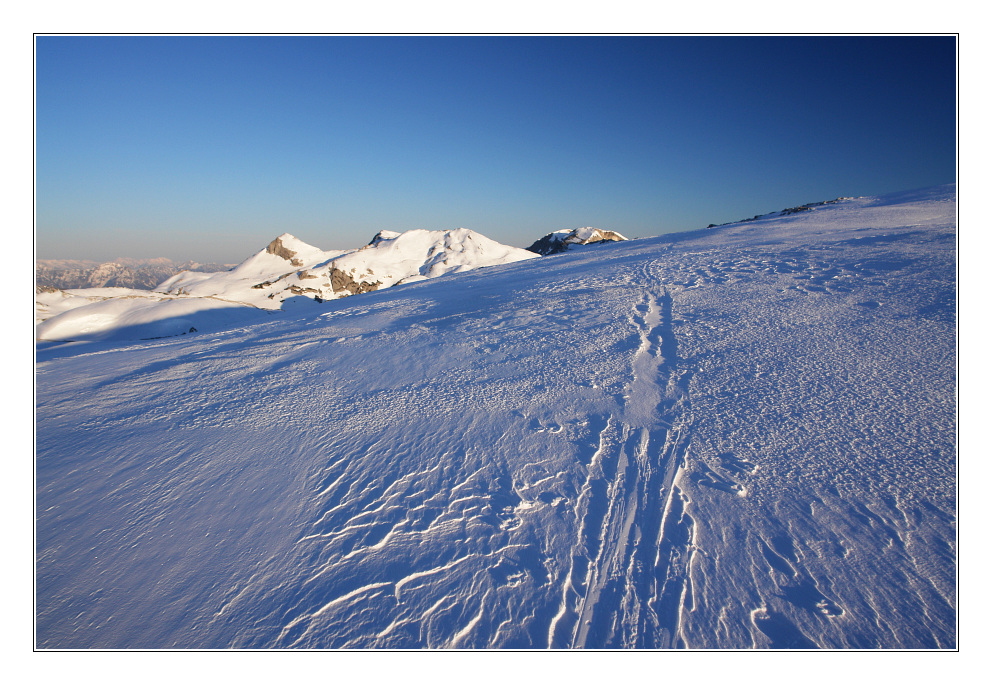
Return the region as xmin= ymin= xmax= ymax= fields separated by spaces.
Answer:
xmin=526 ymin=227 xmax=629 ymax=256
xmin=330 ymin=267 xmax=381 ymax=296
xmin=583 ymin=228 xmax=627 ymax=244
xmin=265 ymin=237 xmax=304 ymax=265
xmin=288 ymin=285 xmax=324 ymax=302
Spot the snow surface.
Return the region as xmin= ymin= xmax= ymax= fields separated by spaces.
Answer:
xmin=36 ymin=287 xmax=152 ymax=325
xmin=35 ymin=185 xmax=956 ymax=649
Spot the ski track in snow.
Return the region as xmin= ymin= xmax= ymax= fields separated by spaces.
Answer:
xmin=36 ymin=187 xmax=957 ymax=649
xmin=554 ymin=285 xmax=696 ymax=649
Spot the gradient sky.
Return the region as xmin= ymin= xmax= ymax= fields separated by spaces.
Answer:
xmin=35 ymin=35 xmax=957 ymax=263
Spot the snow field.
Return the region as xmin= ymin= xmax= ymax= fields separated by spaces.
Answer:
xmin=36 ymin=185 xmax=956 ymax=648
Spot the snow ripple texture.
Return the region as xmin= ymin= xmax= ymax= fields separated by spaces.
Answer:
xmin=35 ymin=185 xmax=956 ymax=649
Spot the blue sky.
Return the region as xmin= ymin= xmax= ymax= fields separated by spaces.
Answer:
xmin=35 ymin=35 xmax=956 ymax=262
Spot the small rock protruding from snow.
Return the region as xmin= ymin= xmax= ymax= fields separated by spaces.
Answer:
xmin=367 ymin=230 xmax=402 ymax=247
xmin=526 ymin=227 xmax=628 ymax=256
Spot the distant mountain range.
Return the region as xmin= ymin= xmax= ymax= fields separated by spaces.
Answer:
xmin=35 ymin=226 xmax=632 ymax=341
xmin=156 ymin=228 xmax=543 ymax=309
xmin=36 ymin=258 xmax=235 ymax=290
xmin=36 ymin=227 xmax=632 ymax=294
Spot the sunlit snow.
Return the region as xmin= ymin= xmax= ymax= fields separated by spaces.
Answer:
xmin=35 ymin=185 xmax=956 ymax=649
xmin=36 ymin=228 xmax=539 ymax=342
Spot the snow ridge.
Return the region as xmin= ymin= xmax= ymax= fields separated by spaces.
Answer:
xmin=555 ymin=288 xmax=696 ymax=648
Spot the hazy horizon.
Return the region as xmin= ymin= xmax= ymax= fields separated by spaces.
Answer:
xmin=35 ymin=35 xmax=956 ymax=263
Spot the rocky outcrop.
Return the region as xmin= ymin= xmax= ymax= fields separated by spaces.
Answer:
xmin=706 ymin=197 xmax=857 ymax=229
xmin=330 ymin=267 xmax=381 ymax=296
xmin=367 ymin=230 xmax=402 ymax=247
xmin=265 ymin=236 xmax=304 ymax=266
xmin=527 ymin=227 xmax=628 ymax=256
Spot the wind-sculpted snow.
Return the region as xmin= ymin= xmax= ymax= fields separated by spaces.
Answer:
xmin=35 ymin=185 xmax=956 ymax=649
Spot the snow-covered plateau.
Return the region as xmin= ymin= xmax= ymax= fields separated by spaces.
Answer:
xmin=35 ymin=185 xmax=956 ymax=649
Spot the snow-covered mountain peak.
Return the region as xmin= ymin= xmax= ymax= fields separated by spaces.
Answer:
xmin=313 ymin=227 xmax=539 ymax=296
xmin=265 ymin=234 xmax=303 ymax=263
xmin=572 ymin=226 xmax=628 ymax=242
xmin=527 ymin=226 xmax=629 ymax=256
xmin=261 ymin=233 xmax=328 ymax=266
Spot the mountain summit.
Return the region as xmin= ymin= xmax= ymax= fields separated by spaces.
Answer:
xmin=301 ymin=227 xmax=539 ymax=299
xmin=155 ymin=233 xmax=344 ymax=307
xmin=159 ymin=228 xmax=538 ymax=308
xmin=263 ymin=233 xmax=330 ymax=265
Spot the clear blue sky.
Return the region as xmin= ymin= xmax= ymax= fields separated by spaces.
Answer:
xmin=35 ymin=35 xmax=956 ymax=263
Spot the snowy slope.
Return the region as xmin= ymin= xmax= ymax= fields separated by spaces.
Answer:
xmin=35 ymin=286 xmax=268 ymax=342
xmin=36 ymin=287 xmax=152 ymax=325
xmin=35 ymin=293 xmax=264 ymax=342
xmin=35 ymin=185 xmax=956 ymax=649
